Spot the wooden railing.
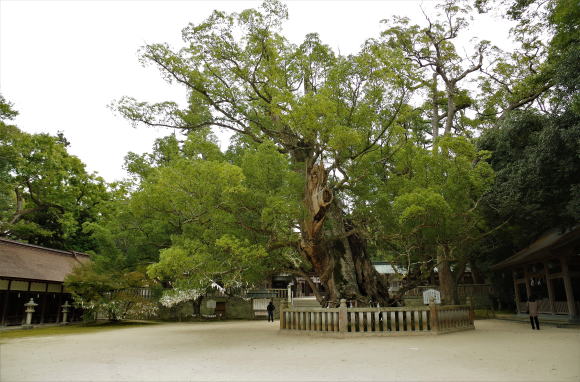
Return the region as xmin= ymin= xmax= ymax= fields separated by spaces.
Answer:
xmin=404 ymin=284 xmax=492 ymax=298
xmin=280 ymin=299 xmax=474 ymax=336
xmin=245 ymin=288 xmax=289 ymax=298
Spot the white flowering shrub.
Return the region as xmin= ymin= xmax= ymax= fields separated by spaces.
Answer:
xmin=159 ymin=289 xmax=202 ymax=308
xmin=126 ymin=299 xmax=159 ymax=319
xmin=72 ymin=290 xmax=159 ymax=321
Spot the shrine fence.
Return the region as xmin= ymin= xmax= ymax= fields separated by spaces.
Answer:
xmin=280 ymin=299 xmax=474 ymax=336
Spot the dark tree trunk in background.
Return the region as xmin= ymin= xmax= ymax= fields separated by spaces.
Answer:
xmin=438 ymin=254 xmax=459 ymax=305
xmin=192 ymin=295 xmax=203 ymax=317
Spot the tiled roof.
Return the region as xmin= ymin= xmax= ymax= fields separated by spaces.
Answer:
xmin=372 ymin=261 xmax=406 ymax=275
xmin=0 ymin=238 xmax=91 ymax=282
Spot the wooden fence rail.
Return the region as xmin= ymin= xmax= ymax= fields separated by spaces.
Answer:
xmin=404 ymin=284 xmax=492 ymax=298
xmin=280 ymin=299 xmax=474 ymax=336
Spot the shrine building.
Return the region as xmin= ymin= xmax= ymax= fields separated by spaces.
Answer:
xmin=491 ymin=227 xmax=580 ymax=321
xmin=0 ymin=238 xmax=89 ymax=326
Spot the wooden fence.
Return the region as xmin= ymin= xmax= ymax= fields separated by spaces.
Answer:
xmin=280 ymin=299 xmax=474 ymax=336
xmin=404 ymin=284 xmax=492 ymax=298
xmin=246 ymin=288 xmax=289 ymax=298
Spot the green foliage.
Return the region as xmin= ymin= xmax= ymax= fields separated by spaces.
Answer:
xmin=0 ymin=99 xmax=110 ymax=251
xmin=0 ymin=95 xmax=18 ymax=121
xmin=65 ymin=264 xmax=157 ymax=321
xmin=139 ymin=135 xmax=302 ymax=290
xmin=360 ymin=136 xmax=494 ymax=274
xmin=478 ymin=110 xmax=580 ymax=250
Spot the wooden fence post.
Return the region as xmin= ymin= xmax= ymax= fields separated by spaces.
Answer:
xmin=429 ymin=297 xmax=439 ymax=332
xmin=339 ymin=299 xmax=347 ymax=333
xmin=466 ymin=296 xmax=474 ymax=326
xmin=280 ymin=299 xmax=288 ymax=329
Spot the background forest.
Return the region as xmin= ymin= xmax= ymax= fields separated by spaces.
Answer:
xmin=1 ymin=0 xmax=577 ymax=313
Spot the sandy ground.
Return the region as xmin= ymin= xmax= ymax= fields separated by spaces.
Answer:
xmin=1 ymin=320 xmax=579 ymax=382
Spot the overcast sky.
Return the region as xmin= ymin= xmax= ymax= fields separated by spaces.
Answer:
xmin=0 ymin=0 xmax=514 ymax=182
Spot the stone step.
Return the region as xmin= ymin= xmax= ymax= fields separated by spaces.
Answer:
xmin=292 ymin=298 xmax=321 ymax=307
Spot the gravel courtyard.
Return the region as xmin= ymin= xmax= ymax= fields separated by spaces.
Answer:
xmin=1 ymin=319 xmax=579 ymax=382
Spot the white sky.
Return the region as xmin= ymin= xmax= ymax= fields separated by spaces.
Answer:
xmin=0 ymin=0 xmax=514 ymax=182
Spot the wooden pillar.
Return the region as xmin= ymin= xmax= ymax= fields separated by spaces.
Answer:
xmin=543 ymin=262 xmax=555 ymax=314
xmin=56 ymin=293 xmax=62 ymax=324
xmin=40 ymin=282 xmax=49 ymax=324
xmin=429 ymin=297 xmax=439 ymax=332
xmin=466 ymin=296 xmax=474 ymax=325
xmin=513 ymin=271 xmax=521 ymax=313
xmin=338 ymin=299 xmax=347 ymax=333
xmin=561 ymin=257 xmax=578 ymax=320
xmin=40 ymin=293 xmax=47 ymax=324
xmin=523 ymin=268 xmax=532 ymax=300
xmin=279 ymin=299 xmax=287 ymax=329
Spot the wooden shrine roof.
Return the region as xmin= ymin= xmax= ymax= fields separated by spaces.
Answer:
xmin=0 ymin=238 xmax=91 ymax=282
xmin=491 ymin=226 xmax=580 ymax=270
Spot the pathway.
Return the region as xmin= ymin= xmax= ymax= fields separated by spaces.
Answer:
xmin=1 ymin=320 xmax=579 ymax=381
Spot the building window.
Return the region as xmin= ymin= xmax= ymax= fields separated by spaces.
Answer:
xmin=9 ymin=280 xmax=28 ymax=291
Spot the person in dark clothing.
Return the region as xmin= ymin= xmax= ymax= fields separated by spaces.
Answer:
xmin=527 ymin=295 xmax=540 ymax=330
xmin=267 ymin=300 xmax=275 ymax=322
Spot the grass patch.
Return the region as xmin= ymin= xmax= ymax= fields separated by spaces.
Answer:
xmin=474 ymin=309 xmax=496 ymax=319
xmin=0 ymin=320 xmax=160 ymax=341
xmin=474 ymin=309 xmax=517 ymax=319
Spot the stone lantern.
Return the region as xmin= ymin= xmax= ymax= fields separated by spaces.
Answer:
xmin=61 ymin=300 xmax=71 ymax=325
xmin=23 ymin=298 xmax=38 ymax=328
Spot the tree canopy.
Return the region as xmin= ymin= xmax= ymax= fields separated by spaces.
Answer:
xmin=0 ymin=96 xmax=110 ymax=251
xmin=112 ymin=0 xmax=514 ymax=305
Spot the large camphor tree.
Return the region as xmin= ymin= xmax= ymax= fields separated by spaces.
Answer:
xmin=115 ymin=0 xmax=544 ymax=305
xmin=115 ymin=0 xmax=420 ymax=305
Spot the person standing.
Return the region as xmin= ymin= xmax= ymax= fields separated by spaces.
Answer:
xmin=527 ymin=295 xmax=540 ymax=330
xmin=267 ymin=300 xmax=275 ymax=322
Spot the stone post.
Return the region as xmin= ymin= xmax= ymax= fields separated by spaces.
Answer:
xmin=338 ymin=299 xmax=348 ymax=333
xmin=279 ymin=299 xmax=288 ymax=329
xmin=61 ymin=300 xmax=71 ymax=325
xmin=429 ymin=297 xmax=439 ymax=332
xmin=24 ymin=298 xmax=38 ymax=329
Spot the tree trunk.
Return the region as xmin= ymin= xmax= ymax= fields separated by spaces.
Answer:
xmin=192 ymin=295 xmax=203 ymax=317
xmin=437 ymin=254 xmax=459 ymax=305
xmin=444 ymin=84 xmax=456 ymax=136
xmin=431 ymin=73 xmax=440 ymax=145
xmin=298 ymin=163 xmax=391 ymax=307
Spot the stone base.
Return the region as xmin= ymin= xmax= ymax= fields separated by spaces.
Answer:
xmin=21 ymin=325 xmax=34 ymax=330
xmin=59 ymin=322 xmax=69 ymax=326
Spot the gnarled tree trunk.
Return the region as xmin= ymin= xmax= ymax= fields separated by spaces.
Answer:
xmin=298 ymin=163 xmax=391 ymax=307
